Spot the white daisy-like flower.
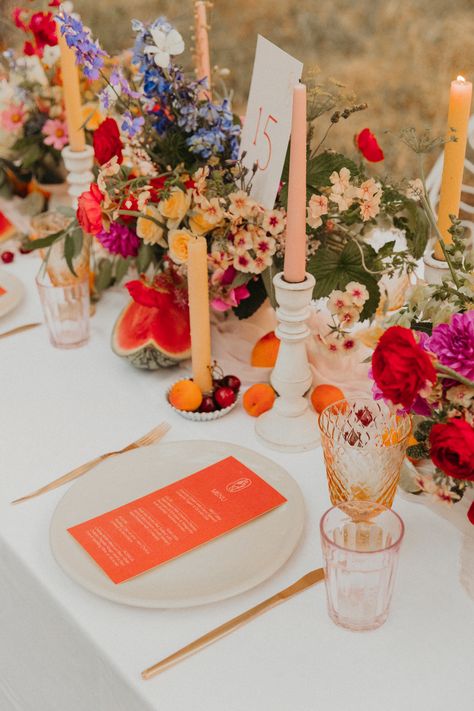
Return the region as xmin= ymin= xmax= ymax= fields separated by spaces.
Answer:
xmin=328 ymin=289 xmax=352 ymax=315
xmin=345 ymin=281 xmax=369 ymax=308
xmin=233 ymin=251 xmax=256 ymax=273
xmin=145 ymin=27 xmax=185 ymax=68
xmin=307 ymin=194 xmax=328 ymax=229
xmin=228 ymin=190 xmax=255 ymax=219
xmin=262 ymin=209 xmax=285 ymax=235
xmin=232 ymin=228 xmax=254 ymax=253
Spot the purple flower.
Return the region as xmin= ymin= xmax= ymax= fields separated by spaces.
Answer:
xmin=57 ymin=12 xmax=107 ymax=80
xmin=110 ymin=68 xmax=141 ymax=100
xmin=427 ymin=311 xmax=474 ymax=380
xmin=121 ymin=111 xmax=145 ymax=138
xmin=96 ymin=223 xmax=140 ymax=258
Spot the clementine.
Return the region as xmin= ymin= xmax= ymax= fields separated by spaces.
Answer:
xmin=311 ymin=384 xmax=345 ymax=414
xmin=169 ymin=379 xmax=203 ymax=412
xmin=251 ymin=331 xmax=280 ymax=367
xmin=243 ymin=383 xmax=276 ymax=417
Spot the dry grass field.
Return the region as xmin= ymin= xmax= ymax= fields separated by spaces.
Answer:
xmin=2 ymin=0 xmax=474 ymax=176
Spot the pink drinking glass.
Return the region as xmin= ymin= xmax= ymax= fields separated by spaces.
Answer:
xmin=320 ymin=501 xmax=404 ymax=631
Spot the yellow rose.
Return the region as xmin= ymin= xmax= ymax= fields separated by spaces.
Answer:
xmin=136 ymin=206 xmax=166 ymax=247
xmin=159 ymin=188 xmax=191 ymax=226
xmin=168 ymin=228 xmax=193 ymax=264
xmin=189 ymin=210 xmax=216 ymax=236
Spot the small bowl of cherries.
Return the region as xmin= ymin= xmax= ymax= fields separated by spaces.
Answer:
xmin=167 ymin=366 xmax=241 ymax=421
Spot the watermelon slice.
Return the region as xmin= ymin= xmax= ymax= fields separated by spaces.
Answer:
xmin=112 ymin=279 xmax=191 ymax=370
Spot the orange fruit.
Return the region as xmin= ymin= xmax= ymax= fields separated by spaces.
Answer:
xmin=251 ymin=331 xmax=280 ymax=367
xmin=169 ymin=379 xmax=203 ymax=412
xmin=311 ymin=384 xmax=345 ymax=414
xmin=243 ymin=383 xmax=276 ymax=417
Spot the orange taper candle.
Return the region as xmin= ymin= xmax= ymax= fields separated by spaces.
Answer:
xmin=435 ymin=75 xmax=472 ymax=260
xmin=57 ymin=23 xmax=86 ymax=152
xmin=194 ymin=1 xmax=211 ymax=100
xmin=187 ymin=236 xmax=213 ymax=394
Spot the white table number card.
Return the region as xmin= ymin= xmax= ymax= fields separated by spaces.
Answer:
xmin=239 ymin=35 xmax=303 ymax=209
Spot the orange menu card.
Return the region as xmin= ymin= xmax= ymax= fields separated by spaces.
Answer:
xmin=68 ymin=456 xmax=287 ymax=584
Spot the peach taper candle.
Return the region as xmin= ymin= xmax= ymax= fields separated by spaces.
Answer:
xmin=283 ymin=83 xmax=307 ymax=283
xmin=435 ymin=75 xmax=472 ymax=261
xmin=57 ymin=23 xmax=86 ymax=152
xmin=187 ymin=236 xmax=213 ymax=394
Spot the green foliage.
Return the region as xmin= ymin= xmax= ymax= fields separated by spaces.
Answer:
xmin=95 ymin=258 xmax=114 ymax=292
xmin=307 ymin=151 xmax=359 ymax=188
xmin=114 ymin=256 xmax=132 ymax=284
xmin=307 ymin=241 xmax=381 ymax=320
xmin=135 ymin=243 xmax=154 ymax=273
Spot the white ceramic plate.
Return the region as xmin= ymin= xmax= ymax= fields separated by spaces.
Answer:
xmin=50 ymin=440 xmax=305 ymax=608
xmin=0 ymin=270 xmax=24 ymax=318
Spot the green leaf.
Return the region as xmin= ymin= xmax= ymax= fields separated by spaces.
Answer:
xmin=260 ymin=264 xmax=278 ymax=310
xmin=393 ymin=200 xmax=430 ymax=260
xmin=114 ymin=256 xmax=131 ymax=284
xmin=64 ymin=235 xmax=78 ymax=277
xmin=23 ymin=229 xmax=65 ymax=252
xmin=95 ymin=258 xmax=114 ymax=292
xmin=136 ymin=243 xmax=153 ymax=273
xmin=307 ymin=241 xmax=381 ymax=320
xmin=307 ymin=152 xmax=359 ymax=188
xmin=71 ymin=228 xmax=83 ymax=257
xmin=233 ymin=276 xmax=267 ymax=320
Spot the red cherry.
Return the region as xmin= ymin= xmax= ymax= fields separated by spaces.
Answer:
xmin=214 ymin=386 xmax=236 ymax=409
xmin=223 ymin=375 xmax=241 ymax=392
xmin=1 ymin=251 xmax=14 ymax=264
xmin=199 ymin=396 xmax=216 ymax=413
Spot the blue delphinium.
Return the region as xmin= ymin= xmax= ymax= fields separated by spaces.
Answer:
xmin=121 ymin=111 xmax=145 ymax=138
xmin=56 ymin=13 xmax=107 ymax=80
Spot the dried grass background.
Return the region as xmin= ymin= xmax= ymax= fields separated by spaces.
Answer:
xmin=2 ymin=0 xmax=474 ymax=176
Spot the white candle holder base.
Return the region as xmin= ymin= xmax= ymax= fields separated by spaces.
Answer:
xmin=61 ymin=144 xmax=94 ymax=209
xmin=423 ymin=251 xmax=450 ymax=285
xmin=255 ymin=272 xmax=320 ymax=453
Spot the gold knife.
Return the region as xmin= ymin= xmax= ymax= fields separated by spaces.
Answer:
xmin=142 ymin=567 xmax=325 ymax=680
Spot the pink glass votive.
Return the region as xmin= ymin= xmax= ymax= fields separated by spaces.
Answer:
xmin=320 ymin=501 xmax=404 ymax=631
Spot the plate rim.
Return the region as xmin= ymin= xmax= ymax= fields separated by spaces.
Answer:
xmin=0 ymin=270 xmax=24 ymax=319
xmin=49 ymin=440 xmax=305 ymax=608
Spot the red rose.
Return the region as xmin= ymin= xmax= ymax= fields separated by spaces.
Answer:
xmin=76 ymin=184 xmax=104 ymax=235
xmin=93 ymin=118 xmax=123 ymax=166
xmin=372 ymin=326 xmax=436 ymax=410
xmin=356 ymin=128 xmax=384 ymax=162
xmin=28 ymin=12 xmax=57 ymax=56
xmin=429 ymin=419 xmax=474 ymax=481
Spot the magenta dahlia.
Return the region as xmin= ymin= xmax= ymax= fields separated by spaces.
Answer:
xmin=96 ymin=223 xmax=140 ymax=258
xmin=427 ymin=311 xmax=474 ymax=381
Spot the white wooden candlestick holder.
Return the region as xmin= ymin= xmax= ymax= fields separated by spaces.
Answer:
xmin=255 ymin=271 xmax=320 ymax=452
xmin=423 ymin=250 xmax=450 ymax=285
xmin=61 ymin=144 xmax=94 ymax=209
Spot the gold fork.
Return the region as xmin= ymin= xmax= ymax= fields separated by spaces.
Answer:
xmin=0 ymin=322 xmax=42 ymax=340
xmin=12 ymin=422 xmax=171 ymax=504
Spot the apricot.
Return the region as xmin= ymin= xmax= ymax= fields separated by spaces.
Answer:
xmin=169 ymin=379 xmax=203 ymax=412
xmin=243 ymin=383 xmax=276 ymax=417
xmin=311 ymin=384 xmax=345 ymax=414
xmin=251 ymin=331 xmax=280 ymax=367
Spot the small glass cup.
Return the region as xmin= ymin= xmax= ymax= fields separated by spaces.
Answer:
xmin=320 ymin=501 xmax=404 ymax=631
xmin=318 ymin=398 xmax=411 ymax=508
xmin=36 ymin=268 xmax=90 ymax=349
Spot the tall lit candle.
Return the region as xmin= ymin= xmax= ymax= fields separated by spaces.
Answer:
xmin=187 ymin=236 xmax=213 ymax=394
xmin=194 ymin=1 xmax=211 ymax=99
xmin=434 ymin=75 xmax=472 ymax=261
xmin=283 ymin=83 xmax=307 ymax=283
xmin=57 ymin=23 xmax=86 ymax=152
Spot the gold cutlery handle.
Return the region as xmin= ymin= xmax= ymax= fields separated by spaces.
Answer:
xmin=142 ymin=568 xmax=324 ymax=680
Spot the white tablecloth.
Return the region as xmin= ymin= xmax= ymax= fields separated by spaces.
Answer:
xmin=1 ymin=253 xmax=473 ymax=711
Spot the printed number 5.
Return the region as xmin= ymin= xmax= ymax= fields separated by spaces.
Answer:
xmin=252 ymin=108 xmax=278 ymax=172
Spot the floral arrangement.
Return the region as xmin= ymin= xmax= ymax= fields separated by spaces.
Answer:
xmin=369 ymin=137 xmax=474 ymax=524
xmin=0 ymin=4 xmax=103 ymax=189
xmin=27 ymin=11 xmax=429 ymax=329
